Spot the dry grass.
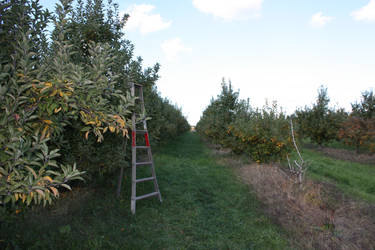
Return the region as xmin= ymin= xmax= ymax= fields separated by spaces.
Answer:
xmin=208 ymin=144 xmax=375 ymax=250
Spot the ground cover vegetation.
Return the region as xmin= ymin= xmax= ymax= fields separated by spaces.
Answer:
xmin=1 ymin=133 xmax=290 ymax=249
xmin=0 ymin=0 xmax=189 ymax=218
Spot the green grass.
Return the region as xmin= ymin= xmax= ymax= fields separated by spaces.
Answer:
xmin=302 ymin=137 xmax=372 ymax=153
xmin=302 ymin=149 xmax=375 ymax=203
xmin=1 ymin=133 xmax=290 ymax=249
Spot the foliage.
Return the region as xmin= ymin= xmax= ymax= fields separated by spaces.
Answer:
xmin=145 ymin=91 xmax=190 ymax=142
xmin=337 ymin=90 xmax=375 ymax=153
xmin=351 ymin=90 xmax=375 ymax=119
xmin=295 ymin=86 xmax=347 ymax=145
xmin=196 ymin=78 xmax=239 ymax=145
xmin=197 ymin=80 xmax=292 ymax=163
xmin=51 ymin=0 xmax=189 ymax=176
xmin=226 ymin=102 xmax=291 ymax=163
xmin=0 ymin=0 xmax=50 ymax=65
xmin=0 ymin=0 xmax=189 ymax=214
xmin=0 ymin=32 xmax=86 ymax=208
xmin=338 ymin=116 xmax=375 ymax=153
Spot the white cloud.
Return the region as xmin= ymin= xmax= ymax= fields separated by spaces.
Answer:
xmin=309 ymin=12 xmax=334 ymax=28
xmin=161 ymin=38 xmax=192 ymax=62
xmin=124 ymin=4 xmax=171 ymax=34
xmin=192 ymin=0 xmax=263 ymax=20
xmin=351 ymin=0 xmax=375 ymax=22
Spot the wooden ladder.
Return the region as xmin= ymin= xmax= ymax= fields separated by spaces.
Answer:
xmin=130 ymin=82 xmax=162 ymax=214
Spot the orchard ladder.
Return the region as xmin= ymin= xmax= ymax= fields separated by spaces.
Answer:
xmin=130 ymin=82 xmax=162 ymax=214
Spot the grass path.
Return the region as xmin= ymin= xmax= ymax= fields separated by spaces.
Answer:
xmin=303 ymin=149 xmax=375 ymax=203
xmin=2 ymin=132 xmax=290 ymax=249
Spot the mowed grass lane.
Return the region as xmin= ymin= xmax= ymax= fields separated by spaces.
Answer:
xmin=2 ymin=132 xmax=290 ymax=249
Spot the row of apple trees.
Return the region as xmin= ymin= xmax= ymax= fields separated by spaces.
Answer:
xmin=196 ymin=79 xmax=293 ymax=163
xmin=0 ymin=0 xmax=189 ymax=214
xmin=197 ymin=79 xmax=374 ymax=165
xmin=294 ymin=86 xmax=375 ymax=153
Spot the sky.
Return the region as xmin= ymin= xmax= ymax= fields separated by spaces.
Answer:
xmin=40 ymin=0 xmax=375 ymax=125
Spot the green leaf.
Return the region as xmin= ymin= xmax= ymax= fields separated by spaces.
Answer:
xmin=80 ymin=126 xmax=91 ymax=132
xmin=61 ymin=184 xmax=71 ymax=190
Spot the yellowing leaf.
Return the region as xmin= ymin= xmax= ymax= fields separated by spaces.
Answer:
xmin=54 ymin=107 xmax=62 ymax=113
xmin=43 ymin=176 xmax=53 ymax=183
xmin=109 ymin=126 xmax=115 ymax=133
xmin=103 ymin=127 xmax=108 ymax=133
xmin=49 ymin=187 xmax=59 ymax=197
xmin=25 ymin=166 xmax=37 ymax=179
xmin=85 ymin=131 xmax=89 ymax=139
xmin=35 ymin=189 xmax=45 ymax=197
xmin=41 ymin=125 xmax=49 ymax=140
xmin=50 ymin=89 xmax=58 ymax=97
xmin=22 ymin=194 xmax=26 ymax=203
xmin=43 ymin=120 xmax=53 ymax=125
xmin=40 ymin=86 xmax=50 ymax=93
xmin=59 ymin=90 xmax=64 ymax=97
xmin=44 ymin=82 xmax=52 ymax=87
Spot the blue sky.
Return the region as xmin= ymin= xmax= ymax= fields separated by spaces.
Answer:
xmin=40 ymin=0 xmax=375 ymax=125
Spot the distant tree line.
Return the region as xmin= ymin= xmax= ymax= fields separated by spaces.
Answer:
xmin=197 ymin=79 xmax=375 ymax=165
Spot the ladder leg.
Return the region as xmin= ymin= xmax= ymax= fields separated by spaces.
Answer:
xmin=131 ymin=82 xmax=137 ymax=214
xmin=147 ymin=147 xmax=162 ymax=202
xmin=131 ymin=134 xmax=137 ymax=214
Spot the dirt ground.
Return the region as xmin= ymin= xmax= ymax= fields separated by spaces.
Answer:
xmin=208 ymin=144 xmax=375 ymax=250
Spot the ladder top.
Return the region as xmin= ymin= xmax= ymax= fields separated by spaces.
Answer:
xmin=133 ymin=83 xmax=143 ymax=87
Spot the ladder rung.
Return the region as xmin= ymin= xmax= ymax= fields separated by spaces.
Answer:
xmin=134 ymin=130 xmax=147 ymax=133
xmin=135 ymin=177 xmax=155 ymax=183
xmin=136 ymin=161 xmax=152 ymax=166
xmin=135 ymin=192 xmax=159 ymax=201
xmin=135 ymin=146 xmax=150 ymax=149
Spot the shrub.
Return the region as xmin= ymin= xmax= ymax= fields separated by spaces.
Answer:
xmin=339 ymin=117 xmax=375 ymax=153
xmin=226 ymin=102 xmax=291 ymax=163
xmin=197 ymin=80 xmax=292 ymax=163
xmin=0 ymin=0 xmax=133 ymax=208
xmin=351 ymin=90 xmax=375 ymax=119
xmin=295 ymin=86 xmax=347 ymax=145
xmin=196 ymin=78 xmax=239 ymax=145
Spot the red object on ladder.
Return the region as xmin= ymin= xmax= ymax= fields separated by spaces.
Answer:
xmin=144 ymin=132 xmax=150 ymax=147
xmin=132 ymin=131 xmax=136 ymax=147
